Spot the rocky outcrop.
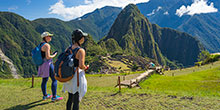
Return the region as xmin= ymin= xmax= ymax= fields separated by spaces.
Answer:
xmin=0 ymin=49 xmax=19 ymax=78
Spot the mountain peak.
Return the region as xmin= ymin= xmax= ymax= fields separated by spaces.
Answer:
xmin=124 ymin=4 xmax=138 ymax=11
xmin=106 ymin=4 xmax=150 ymax=42
xmin=103 ymin=4 xmax=204 ymax=67
xmin=105 ymin=4 xmax=161 ymax=60
xmin=121 ymin=4 xmax=141 ymax=17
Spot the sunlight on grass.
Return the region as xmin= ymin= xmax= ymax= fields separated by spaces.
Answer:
xmin=140 ymin=66 xmax=220 ymax=97
xmin=2 ymin=63 xmax=220 ymax=109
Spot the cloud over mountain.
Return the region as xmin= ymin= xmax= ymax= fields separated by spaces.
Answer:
xmin=176 ymin=0 xmax=218 ymax=17
xmin=147 ymin=6 xmax=162 ymax=16
xmin=49 ymin=0 xmax=149 ymax=20
xmin=8 ymin=6 xmax=18 ymax=11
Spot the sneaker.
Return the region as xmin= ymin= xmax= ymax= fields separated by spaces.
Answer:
xmin=51 ymin=95 xmax=63 ymax=102
xmin=43 ymin=94 xmax=52 ymax=100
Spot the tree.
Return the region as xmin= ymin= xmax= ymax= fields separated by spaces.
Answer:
xmin=198 ymin=50 xmax=210 ymax=62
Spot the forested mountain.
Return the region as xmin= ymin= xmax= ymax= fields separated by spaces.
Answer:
xmin=100 ymin=4 xmax=204 ymax=67
xmin=31 ymin=0 xmax=220 ymax=53
xmin=137 ymin=0 xmax=220 ymax=52
xmin=0 ymin=6 xmax=121 ymax=77
xmin=67 ymin=6 xmax=122 ymax=41
xmin=0 ymin=12 xmax=40 ymax=77
xmin=0 ymin=4 xmax=205 ymax=77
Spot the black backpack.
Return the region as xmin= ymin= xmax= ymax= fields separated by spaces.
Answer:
xmin=54 ymin=46 xmax=80 ymax=82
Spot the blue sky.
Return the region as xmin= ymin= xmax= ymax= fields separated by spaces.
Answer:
xmin=0 ymin=0 xmax=84 ymax=20
xmin=0 ymin=0 xmax=218 ymax=21
xmin=0 ymin=0 xmax=149 ymax=21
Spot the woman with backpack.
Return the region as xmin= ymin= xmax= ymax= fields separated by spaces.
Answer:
xmin=38 ymin=32 xmax=63 ymax=101
xmin=62 ymin=29 xmax=89 ymax=110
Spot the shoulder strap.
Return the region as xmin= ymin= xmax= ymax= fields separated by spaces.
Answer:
xmin=73 ymin=47 xmax=81 ymax=55
xmin=68 ymin=47 xmax=81 ymax=56
xmin=39 ymin=42 xmax=46 ymax=48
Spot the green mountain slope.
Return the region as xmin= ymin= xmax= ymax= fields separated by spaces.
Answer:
xmin=0 ymin=6 xmax=121 ymax=77
xmin=177 ymin=13 xmax=220 ymax=52
xmin=0 ymin=12 xmax=40 ymax=77
xmin=67 ymin=6 xmax=122 ymax=41
xmin=155 ymin=26 xmax=204 ymax=66
xmin=32 ymin=18 xmax=72 ymax=52
xmin=0 ymin=12 xmax=105 ymax=77
xmin=137 ymin=0 xmax=220 ymax=52
xmin=0 ymin=4 xmax=205 ymax=77
xmin=101 ymin=4 xmax=204 ymax=67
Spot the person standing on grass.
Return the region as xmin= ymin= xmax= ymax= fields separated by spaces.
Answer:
xmin=38 ymin=32 xmax=63 ymax=101
xmin=62 ymin=29 xmax=89 ymax=110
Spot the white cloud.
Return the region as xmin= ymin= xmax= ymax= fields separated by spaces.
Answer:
xmin=157 ymin=6 xmax=162 ymax=11
xmin=176 ymin=0 xmax=218 ymax=17
xmin=147 ymin=6 xmax=162 ymax=16
xmin=49 ymin=0 xmax=149 ymax=21
xmin=164 ymin=11 xmax=169 ymax=15
xmin=8 ymin=6 xmax=18 ymax=11
xmin=85 ymin=0 xmax=92 ymax=4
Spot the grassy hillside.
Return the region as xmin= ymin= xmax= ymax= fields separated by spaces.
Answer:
xmin=1 ymin=61 xmax=220 ymax=109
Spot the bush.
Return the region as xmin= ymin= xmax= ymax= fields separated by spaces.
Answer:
xmin=131 ymin=63 xmax=138 ymax=71
xmin=203 ymin=54 xmax=220 ymax=64
xmin=197 ymin=51 xmax=220 ymax=65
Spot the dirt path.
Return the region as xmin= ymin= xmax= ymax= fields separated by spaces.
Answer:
xmin=0 ymin=49 xmax=19 ymax=78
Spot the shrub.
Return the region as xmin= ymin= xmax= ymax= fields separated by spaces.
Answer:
xmin=197 ymin=51 xmax=220 ymax=65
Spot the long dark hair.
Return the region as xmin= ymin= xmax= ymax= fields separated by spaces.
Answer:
xmin=71 ymin=29 xmax=87 ymax=46
xmin=43 ymin=37 xmax=48 ymax=43
xmin=72 ymin=37 xmax=83 ymax=46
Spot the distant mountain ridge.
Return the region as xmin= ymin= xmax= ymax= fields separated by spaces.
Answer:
xmin=66 ymin=6 xmax=122 ymax=41
xmin=100 ymin=4 xmax=204 ymax=67
xmin=137 ymin=0 xmax=220 ymax=52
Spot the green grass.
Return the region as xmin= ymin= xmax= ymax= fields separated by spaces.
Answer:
xmin=138 ymin=61 xmax=220 ymax=97
xmin=1 ymin=62 xmax=220 ymax=109
xmin=140 ymin=70 xmax=220 ymax=97
xmin=164 ymin=60 xmax=220 ymax=76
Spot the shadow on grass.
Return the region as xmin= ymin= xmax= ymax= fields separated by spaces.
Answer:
xmin=110 ymin=91 xmax=122 ymax=96
xmin=5 ymin=99 xmax=52 ymax=110
xmin=22 ymin=87 xmax=32 ymax=91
